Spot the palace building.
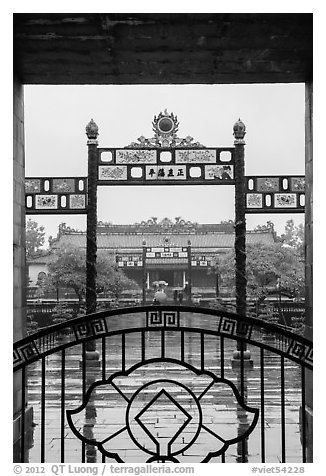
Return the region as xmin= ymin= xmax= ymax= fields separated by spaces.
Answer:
xmin=28 ymin=218 xmax=275 ymax=296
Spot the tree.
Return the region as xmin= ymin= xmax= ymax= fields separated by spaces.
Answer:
xmin=45 ymin=244 xmax=139 ymax=311
xmin=217 ymin=242 xmax=305 ymax=300
xmin=280 ymin=219 xmax=304 ymax=258
xmin=106 ymin=272 xmax=138 ymax=301
xmin=25 ymin=219 xmax=46 ymax=258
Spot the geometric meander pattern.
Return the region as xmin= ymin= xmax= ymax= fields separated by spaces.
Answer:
xmin=13 ymin=309 xmax=312 ymax=371
xmin=13 ymin=317 xmax=108 ymax=370
xmin=73 ymin=318 xmax=108 ymax=341
xmin=218 ymin=316 xmax=253 ymax=340
xmin=287 ymin=340 xmax=313 ymax=367
xmin=217 ymin=315 xmax=312 ymax=368
xmin=146 ymin=310 xmax=180 ymax=327
xmin=13 ymin=341 xmax=40 ymax=368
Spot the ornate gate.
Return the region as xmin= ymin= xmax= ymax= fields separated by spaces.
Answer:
xmin=14 ymin=305 xmax=312 ymax=463
xmin=18 ymin=112 xmax=310 ymax=463
xmin=24 ymin=111 xmax=305 ymax=318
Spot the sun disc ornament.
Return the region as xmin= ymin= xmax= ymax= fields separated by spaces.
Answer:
xmin=155 ymin=110 xmax=178 ymax=135
xmin=152 ymin=109 xmax=179 ymax=147
xmin=126 ymin=110 xmax=204 ymax=148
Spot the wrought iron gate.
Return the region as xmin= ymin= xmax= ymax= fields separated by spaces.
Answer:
xmin=14 ymin=305 xmax=312 ymax=463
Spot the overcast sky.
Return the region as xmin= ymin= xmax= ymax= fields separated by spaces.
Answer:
xmin=24 ymin=83 xmax=305 ymax=243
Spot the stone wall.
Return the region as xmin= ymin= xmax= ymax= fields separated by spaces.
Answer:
xmin=13 ymin=75 xmax=26 ymax=417
xmin=305 ymin=82 xmax=313 ymax=339
xmin=304 ymin=81 xmax=313 ymax=461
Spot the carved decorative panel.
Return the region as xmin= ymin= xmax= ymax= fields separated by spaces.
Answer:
xmin=245 ymin=176 xmax=305 ymax=213
xmin=25 ymin=177 xmax=87 ymax=214
xmin=97 ymin=148 xmax=235 ymax=185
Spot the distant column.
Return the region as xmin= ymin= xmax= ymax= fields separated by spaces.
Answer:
xmin=216 ymin=271 xmax=219 ymax=297
xmin=142 ymin=241 xmax=147 ymax=303
xmin=187 ymin=240 xmax=192 ymax=303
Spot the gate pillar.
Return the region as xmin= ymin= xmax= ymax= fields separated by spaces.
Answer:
xmin=232 ymin=119 xmax=253 ymax=369
xmin=233 ymin=118 xmax=247 ymax=318
xmin=85 ymin=120 xmax=99 ymax=359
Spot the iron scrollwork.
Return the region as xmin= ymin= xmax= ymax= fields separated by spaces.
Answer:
xmin=67 ymin=359 xmax=259 ymax=463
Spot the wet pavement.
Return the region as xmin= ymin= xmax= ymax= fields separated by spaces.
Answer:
xmin=25 ymin=313 xmax=304 ymax=463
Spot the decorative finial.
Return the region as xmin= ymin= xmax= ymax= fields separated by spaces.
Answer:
xmin=86 ymin=119 xmax=99 ymax=142
xmin=233 ymin=118 xmax=246 ymax=144
xmin=125 ymin=111 xmax=205 ymax=148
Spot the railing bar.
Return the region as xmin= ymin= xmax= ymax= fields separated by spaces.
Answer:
xmin=82 ymin=343 xmax=86 ymax=399
xmin=201 ymin=332 xmax=204 ymax=371
xmin=240 ymin=341 xmax=246 ymax=463
xmin=41 ymin=356 xmax=46 ymax=463
xmin=102 ymin=336 xmax=106 ymax=381
xmin=240 ymin=341 xmax=245 ymax=398
xmin=122 ymin=333 xmax=125 ymax=371
xmin=281 ymin=355 xmax=286 ymax=463
xmin=220 ymin=336 xmax=224 ymax=379
xmin=301 ymin=366 xmax=306 ymax=463
xmin=141 ymin=330 xmax=145 ymax=362
xmin=161 ymin=329 xmax=165 ymax=358
xmin=20 ymin=366 xmax=26 ymax=463
xmin=260 ymin=347 xmax=265 ymax=463
xmin=82 ymin=343 xmax=86 ymax=463
xmin=181 ymin=330 xmax=185 ymax=362
xmin=61 ymin=348 xmax=65 ymax=462
xmin=82 ymin=441 xmax=86 ymax=463
xmin=240 ymin=439 xmax=247 ymax=463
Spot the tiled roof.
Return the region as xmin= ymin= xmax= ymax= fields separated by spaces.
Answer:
xmin=28 ymin=253 xmax=53 ymax=264
xmin=53 ymin=231 xmax=275 ymax=250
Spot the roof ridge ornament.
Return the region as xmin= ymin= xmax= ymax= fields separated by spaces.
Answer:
xmin=133 ymin=217 xmax=198 ymax=232
xmin=125 ymin=110 xmax=205 ymax=148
